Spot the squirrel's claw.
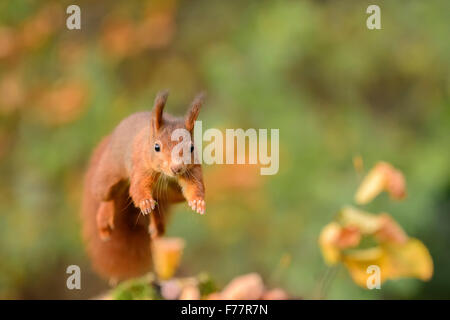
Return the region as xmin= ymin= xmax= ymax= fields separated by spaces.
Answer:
xmin=139 ymin=199 xmax=156 ymax=215
xmin=188 ymin=199 xmax=205 ymax=215
xmin=189 ymin=200 xmax=197 ymax=211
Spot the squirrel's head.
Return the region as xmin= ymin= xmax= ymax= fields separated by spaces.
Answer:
xmin=149 ymin=90 xmax=204 ymax=177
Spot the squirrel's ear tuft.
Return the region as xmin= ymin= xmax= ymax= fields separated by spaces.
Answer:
xmin=185 ymin=92 xmax=205 ymax=132
xmin=152 ymin=90 xmax=169 ymax=131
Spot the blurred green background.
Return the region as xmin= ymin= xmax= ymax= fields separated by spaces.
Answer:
xmin=0 ymin=0 xmax=449 ymax=299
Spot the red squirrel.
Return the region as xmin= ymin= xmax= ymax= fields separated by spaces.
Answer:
xmin=81 ymin=90 xmax=205 ymax=281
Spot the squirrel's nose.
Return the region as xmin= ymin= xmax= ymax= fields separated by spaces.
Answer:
xmin=170 ymin=165 xmax=184 ymax=175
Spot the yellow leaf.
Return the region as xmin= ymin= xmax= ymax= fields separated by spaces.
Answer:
xmin=355 ymin=164 xmax=386 ymax=204
xmin=355 ymin=162 xmax=406 ymax=204
xmin=335 ymin=226 xmax=361 ymax=249
xmin=381 ymin=238 xmax=433 ymax=281
xmin=152 ymin=237 xmax=185 ymax=280
xmin=343 ymin=247 xmax=388 ymax=287
xmin=339 ymin=206 xmax=382 ymax=234
xmin=318 ymin=222 xmax=342 ymax=265
xmin=342 ymin=239 xmax=433 ymax=288
xmin=375 ymin=214 xmax=408 ymax=244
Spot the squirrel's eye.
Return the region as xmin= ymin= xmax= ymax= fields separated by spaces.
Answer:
xmin=190 ymin=144 xmax=194 ymax=153
xmin=154 ymin=143 xmax=161 ymax=152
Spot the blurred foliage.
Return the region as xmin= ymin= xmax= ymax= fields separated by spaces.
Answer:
xmin=111 ymin=275 xmax=162 ymax=300
xmin=0 ymin=0 xmax=449 ymax=299
xmin=319 ymin=167 xmax=434 ymax=289
xmin=110 ymin=273 xmax=218 ymax=300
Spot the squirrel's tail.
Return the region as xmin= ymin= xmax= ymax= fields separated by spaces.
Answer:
xmin=81 ymin=136 xmax=152 ymax=281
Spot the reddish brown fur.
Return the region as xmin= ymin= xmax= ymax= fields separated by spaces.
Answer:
xmin=81 ymin=91 xmax=205 ymax=281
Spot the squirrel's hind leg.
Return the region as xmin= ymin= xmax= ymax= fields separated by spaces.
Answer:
xmin=91 ymin=165 xmax=124 ymax=240
xmin=148 ymin=204 xmax=166 ymax=239
xmin=97 ymin=200 xmax=115 ymax=241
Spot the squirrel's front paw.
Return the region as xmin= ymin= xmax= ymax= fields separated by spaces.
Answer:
xmin=139 ymin=198 xmax=156 ymax=215
xmin=188 ymin=199 xmax=205 ymax=215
